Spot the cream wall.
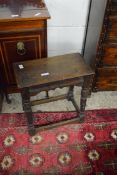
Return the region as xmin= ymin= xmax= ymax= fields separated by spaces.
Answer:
xmin=45 ymin=0 xmax=90 ymax=57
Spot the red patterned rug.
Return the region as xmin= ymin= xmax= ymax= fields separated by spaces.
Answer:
xmin=0 ymin=109 xmax=117 ymax=175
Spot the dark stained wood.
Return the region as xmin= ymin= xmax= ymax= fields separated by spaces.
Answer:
xmin=0 ymin=31 xmax=46 ymax=85
xmin=107 ymin=31 xmax=117 ymax=41
xmin=0 ymin=73 xmax=4 ymax=112
xmin=31 ymin=94 xmax=68 ymax=106
xmin=14 ymin=53 xmax=94 ymax=88
xmin=0 ymin=87 xmax=3 ymax=112
xmin=0 ymin=0 xmax=50 ymax=22
xmin=21 ymin=87 xmax=35 ymax=135
xmin=13 ymin=53 xmax=94 ymax=135
xmin=108 ymin=23 xmax=117 ymax=32
xmin=0 ymin=0 xmax=50 ymax=95
xmin=35 ymin=118 xmax=81 ymax=132
xmin=99 ymin=43 xmax=117 ymax=65
xmin=94 ymin=67 xmax=117 ymax=91
xmin=0 ymin=90 xmax=3 ymax=113
xmin=93 ymin=0 xmax=117 ymax=91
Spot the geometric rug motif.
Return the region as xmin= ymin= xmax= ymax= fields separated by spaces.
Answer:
xmin=0 ymin=109 xmax=117 ymax=175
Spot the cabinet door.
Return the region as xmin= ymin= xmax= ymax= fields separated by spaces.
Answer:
xmin=0 ymin=31 xmax=45 ymax=85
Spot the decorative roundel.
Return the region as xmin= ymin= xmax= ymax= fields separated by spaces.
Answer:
xmin=3 ymin=135 xmax=15 ymax=147
xmin=58 ymin=152 xmax=72 ymax=166
xmin=84 ymin=132 xmax=95 ymax=142
xmin=29 ymin=153 xmax=44 ymax=167
xmin=111 ymin=130 xmax=117 ymax=140
xmin=1 ymin=155 xmax=14 ymax=170
xmin=56 ymin=132 xmax=69 ymax=144
xmin=30 ymin=135 xmax=42 ymax=144
xmin=88 ymin=150 xmax=100 ymax=161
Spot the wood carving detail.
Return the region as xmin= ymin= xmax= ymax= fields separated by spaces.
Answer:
xmin=93 ymin=0 xmax=117 ymax=91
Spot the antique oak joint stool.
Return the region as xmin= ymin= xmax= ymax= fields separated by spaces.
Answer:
xmin=13 ymin=53 xmax=94 ymax=135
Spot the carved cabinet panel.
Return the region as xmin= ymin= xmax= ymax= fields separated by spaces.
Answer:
xmin=93 ymin=0 xmax=117 ymax=91
xmin=96 ymin=68 xmax=117 ymax=91
xmin=0 ymin=31 xmax=44 ymax=85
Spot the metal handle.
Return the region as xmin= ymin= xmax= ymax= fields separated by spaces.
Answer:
xmin=17 ymin=42 xmax=26 ymax=55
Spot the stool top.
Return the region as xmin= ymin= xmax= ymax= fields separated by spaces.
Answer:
xmin=13 ymin=53 xmax=94 ymax=88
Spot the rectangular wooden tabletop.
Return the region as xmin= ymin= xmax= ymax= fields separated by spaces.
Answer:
xmin=13 ymin=53 xmax=94 ymax=88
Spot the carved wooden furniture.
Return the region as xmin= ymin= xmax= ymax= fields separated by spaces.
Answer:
xmin=13 ymin=53 xmax=94 ymax=135
xmin=93 ymin=0 xmax=117 ymax=91
xmin=0 ymin=0 xmax=50 ymax=100
xmin=0 ymin=73 xmax=4 ymax=112
xmin=0 ymin=89 xmax=3 ymax=112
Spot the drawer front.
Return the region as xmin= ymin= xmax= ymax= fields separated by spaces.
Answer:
xmin=0 ymin=32 xmax=44 ymax=85
xmin=95 ymin=68 xmax=117 ymax=91
xmin=101 ymin=44 xmax=117 ymax=65
xmin=0 ymin=20 xmax=45 ymax=32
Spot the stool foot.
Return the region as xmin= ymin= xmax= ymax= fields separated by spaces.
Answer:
xmin=28 ymin=126 xmax=36 ymax=136
xmin=46 ymin=91 xmax=49 ymax=98
xmin=79 ymin=112 xmax=85 ymax=123
xmin=5 ymin=94 xmax=11 ymax=104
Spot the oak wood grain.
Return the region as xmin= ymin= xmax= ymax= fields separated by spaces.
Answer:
xmin=13 ymin=53 xmax=94 ymax=89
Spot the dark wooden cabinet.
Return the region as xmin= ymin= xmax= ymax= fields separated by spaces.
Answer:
xmin=0 ymin=91 xmax=3 ymax=112
xmin=0 ymin=74 xmax=3 ymax=112
xmin=93 ymin=0 xmax=117 ymax=91
xmin=0 ymin=0 xmax=50 ymax=93
xmin=83 ymin=0 xmax=117 ymax=91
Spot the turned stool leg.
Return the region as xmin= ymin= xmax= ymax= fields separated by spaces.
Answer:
xmin=21 ymin=88 xmax=35 ymax=136
xmin=80 ymin=75 xmax=94 ymax=121
xmin=67 ymin=86 xmax=79 ymax=114
xmin=5 ymin=93 xmax=11 ymax=104
xmin=4 ymin=87 xmax=11 ymax=104
xmin=0 ymin=89 xmax=3 ymax=112
xmin=45 ymin=91 xmax=49 ymax=98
